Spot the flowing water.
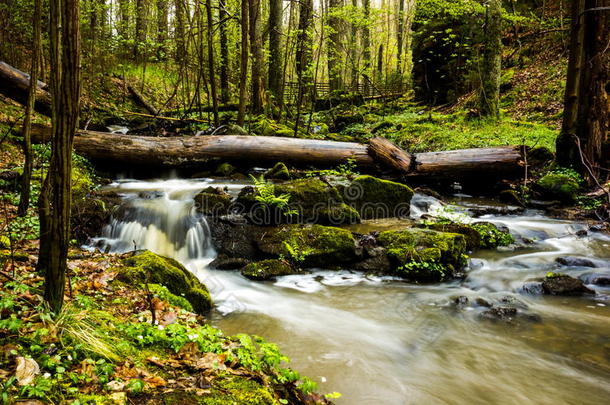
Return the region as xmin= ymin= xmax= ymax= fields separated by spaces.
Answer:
xmin=91 ymin=178 xmax=610 ymax=405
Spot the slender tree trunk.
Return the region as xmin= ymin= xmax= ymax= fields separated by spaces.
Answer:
xmin=350 ymin=0 xmax=358 ymax=87
xmin=18 ymin=0 xmax=42 ymax=217
xmin=249 ymin=0 xmax=264 ymax=114
xmin=38 ymin=0 xmax=81 ymax=314
xmin=237 ymin=0 xmax=249 ymax=126
xmin=135 ymin=0 xmax=148 ymax=58
xmin=156 ymin=0 xmax=168 ymax=58
xmin=557 ymin=0 xmax=610 ymax=182
xmin=479 ymin=0 xmax=502 ymax=119
xmin=219 ymin=0 xmax=230 ymax=103
xmin=118 ymin=0 xmax=130 ymax=43
xmin=362 ymin=0 xmax=371 ymax=95
xmin=206 ymin=0 xmax=219 ymax=126
xmin=174 ymin=0 xmax=186 ymax=63
xmin=328 ymin=0 xmax=342 ymax=91
xmin=268 ymin=0 xmax=283 ymax=102
xmin=295 ymin=0 xmax=313 ymax=100
xmin=396 ymin=0 xmax=405 ymax=74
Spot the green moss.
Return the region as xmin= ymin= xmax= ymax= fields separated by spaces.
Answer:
xmin=377 ymin=228 xmax=467 ymax=281
xmin=348 ymin=175 xmax=414 ymax=219
xmin=536 ymin=171 xmax=581 ymax=202
xmin=257 ymin=224 xmax=357 ymax=267
xmin=71 ymin=163 xmax=95 ymax=202
xmin=265 ymin=162 xmax=290 ymax=180
xmin=241 ymin=259 xmax=295 ymax=281
xmin=148 ymin=284 xmax=193 ymax=312
xmin=0 ymin=235 xmax=10 ymax=249
xmin=215 ymin=162 xmax=236 ymax=177
xmin=470 ymin=222 xmax=514 ymax=248
xmin=117 ymin=251 xmax=212 ymax=314
xmin=419 ymin=222 xmax=481 ymax=251
xmin=195 ymin=187 xmax=232 ymax=215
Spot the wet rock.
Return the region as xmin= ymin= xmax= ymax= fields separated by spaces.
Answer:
xmin=215 ymin=162 xmax=236 ymax=177
xmin=541 ymin=273 xmax=595 ymax=296
xmin=353 ymin=253 xmax=392 ymax=273
xmin=209 ymin=256 xmax=252 ymax=270
xmin=589 ymin=223 xmax=608 ymax=233
xmin=452 ymin=296 xmax=469 ymax=309
xmin=535 ymin=172 xmax=580 ymax=203
xmin=556 ymin=256 xmax=598 ymax=268
xmin=520 ymin=282 xmax=544 ymax=295
xmin=194 ymin=186 xmax=232 ymax=216
xmin=470 ymin=222 xmax=514 ymax=249
xmin=347 ymin=175 xmax=414 ymax=219
xmin=117 ymin=250 xmax=213 ymax=314
xmin=579 ymin=272 xmax=610 ymax=286
xmin=475 ymin=297 xmax=493 ymax=307
xmin=265 ymin=162 xmax=290 ymax=180
xmin=138 ymin=190 xmax=164 ymax=199
xmin=257 ymin=224 xmax=357 ymax=268
xmin=499 ymin=190 xmax=526 ymax=207
xmin=418 ymin=222 xmax=481 ymax=251
xmin=210 ymin=216 xmax=262 ymax=259
xmin=376 ymin=228 xmax=467 ymax=282
xmin=478 ymin=306 xmax=518 ymax=322
xmin=71 ymin=190 xmax=122 ymax=244
xmin=528 ymin=147 xmax=555 ymax=167
xmin=241 ymin=259 xmax=296 ymax=281
xmin=528 ymin=199 xmax=560 ymax=208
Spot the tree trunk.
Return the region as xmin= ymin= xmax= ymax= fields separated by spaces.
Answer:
xmin=479 ymin=0 xmax=502 ymax=119
xmin=557 ymin=0 xmax=610 ymax=182
xmin=18 ymin=0 xmax=42 ymax=217
xmin=362 ymin=0 xmax=371 ymax=95
xmin=237 ymin=0 xmax=249 ymax=126
xmin=30 ymin=129 xmax=525 ymax=181
xmin=350 ymin=0 xmax=359 ymax=87
xmin=249 ymin=0 xmax=264 ymax=114
xmin=328 ymin=0 xmax=342 ymax=91
xmin=268 ymin=0 xmax=283 ymax=102
xmin=174 ymin=0 xmax=186 ymax=62
xmin=156 ymin=0 xmax=168 ymax=57
xmin=135 ymin=0 xmax=148 ymax=58
xmin=368 ymin=136 xmax=414 ymax=172
xmin=206 ymin=0 xmax=219 ymax=126
xmin=118 ymin=0 xmax=130 ymax=42
xmin=38 ymin=0 xmax=81 ymax=315
xmin=219 ymin=0 xmax=230 ymax=103
xmin=396 ymin=0 xmax=405 ymax=74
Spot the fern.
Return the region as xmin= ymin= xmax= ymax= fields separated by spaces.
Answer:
xmin=249 ymin=175 xmax=297 ymax=216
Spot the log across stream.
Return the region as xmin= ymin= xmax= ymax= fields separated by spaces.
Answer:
xmin=30 ymin=126 xmax=525 ymax=181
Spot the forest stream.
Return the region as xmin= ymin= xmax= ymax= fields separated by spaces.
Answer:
xmin=88 ymin=177 xmax=610 ymax=405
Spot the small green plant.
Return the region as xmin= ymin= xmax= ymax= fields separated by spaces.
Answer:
xmin=249 ymin=175 xmax=297 ymax=217
xmin=126 ymin=379 xmax=145 ymax=395
xmin=282 ymin=241 xmax=309 ymax=265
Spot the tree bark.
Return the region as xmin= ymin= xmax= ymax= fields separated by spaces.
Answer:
xmin=368 ymin=136 xmax=414 ymax=172
xmin=18 ymin=0 xmax=42 ymax=216
xmin=328 ymin=0 xmax=342 ymax=91
xmin=30 ymin=129 xmax=525 ymax=180
xmin=362 ymin=0 xmax=371 ymax=95
xmin=219 ymin=0 xmax=230 ymax=103
xmin=557 ymin=0 xmax=610 ymax=182
xmin=479 ymin=0 xmax=502 ymax=119
xmin=237 ymin=0 xmax=249 ymax=126
xmin=38 ymin=0 xmax=81 ymax=315
xmin=249 ymin=0 xmax=264 ymax=114
xmin=268 ymin=0 xmax=283 ymax=102
xmin=135 ymin=0 xmax=148 ymax=58
xmin=118 ymin=0 xmax=130 ymax=42
xmin=396 ymin=0 xmax=405 ymax=74
xmin=0 ymin=61 xmax=52 ymax=116
xmin=206 ymin=0 xmax=219 ymax=126
xmin=174 ymin=0 xmax=186 ymax=62
xmin=156 ymin=0 xmax=168 ymax=57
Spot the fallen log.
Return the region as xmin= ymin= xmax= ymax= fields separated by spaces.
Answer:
xmin=368 ymin=136 xmax=414 ymax=172
xmin=122 ymin=79 xmax=160 ymax=116
xmin=30 ymin=127 xmax=525 ymax=180
xmin=0 ymin=61 xmax=52 ymax=116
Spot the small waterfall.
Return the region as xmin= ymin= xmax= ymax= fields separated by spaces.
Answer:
xmin=90 ymin=179 xmax=217 ymax=262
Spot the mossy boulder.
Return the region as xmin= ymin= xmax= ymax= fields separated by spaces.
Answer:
xmin=241 ymin=259 xmax=296 ymax=281
xmin=536 ymin=172 xmax=580 ymax=203
xmin=257 ymin=224 xmax=357 ymax=267
xmin=265 ymin=162 xmax=290 ymax=180
xmin=347 ymin=175 xmax=414 ymax=219
xmin=419 ymin=222 xmax=481 ymax=251
xmin=195 ymin=187 xmax=232 ymax=216
xmin=117 ymin=251 xmax=212 ymax=314
xmin=237 ymin=178 xmax=360 ymax=225
xmin=470 ymin=222 xmax=514 ymax=248
xmin=215 ymin=162 xmax=236 ymax=177
xmin=377 ymin=228 xmax=467 ymax=282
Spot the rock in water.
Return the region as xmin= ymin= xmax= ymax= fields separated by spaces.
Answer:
xmin=541 ymin=273 xmax=595 ymax=296
xmin=555 ymin=256 xmax=598 ymax=268
xmin=241 ymin=259 xmax=296 ymax=281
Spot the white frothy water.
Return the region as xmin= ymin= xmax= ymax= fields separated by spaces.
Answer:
xmin=90 ymin=180 xmax=610 ymax=405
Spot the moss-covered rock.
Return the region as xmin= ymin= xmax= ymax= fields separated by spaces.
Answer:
xmin=536 ymin=172 xmax=580 ymax=203
xmin=257 ymin=224 xmax=357 ymax=267
xmin=215 ymin=162 xmax=236 ymax=177
xmin=237 ymin=178 xmax=360 ymax=225
xmin=419 ymin=222 xmax=481 ymax=251
xmin=347 ymin=175 xmax=414 ymax=219
xmin=265 ymin=162 xmax=290 ymax=180
xmin=241 ymin=259 xmax=296 ymax=281
xmin=148 ymin=283 xmax=193 ymax=312
xmin=470 ymin=222 xmax=514 ymax=248
xmin=195 ymin=187 xmax=232 ymax=216
xmin=377 ymin=228 xmax=467 ymax=282
xmin=117 ymin=251 xmax=212 ymax=314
